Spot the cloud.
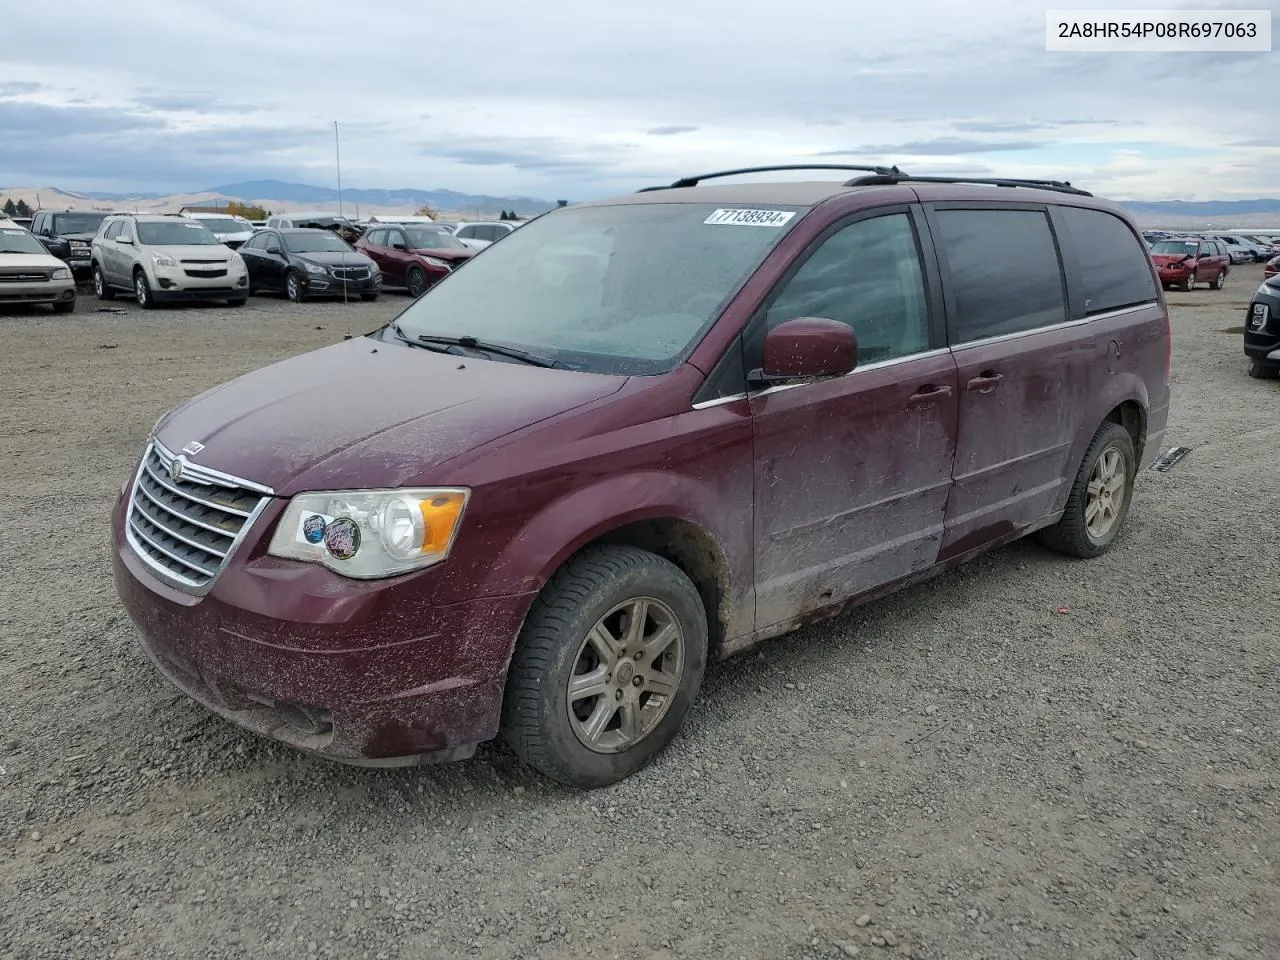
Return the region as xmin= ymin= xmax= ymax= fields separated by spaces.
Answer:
xmin=646 ymin=125 xmax=699 ymax=136
xmin=132 ymin=91 xmax=262 ymax=113
xmin=0 ymin=81 xmax=42 ymax=97
xmin=814 ymin=138 xmax=1047 ymax=157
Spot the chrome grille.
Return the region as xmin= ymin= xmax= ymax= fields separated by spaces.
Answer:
xmin=0 ymin=271 xmax=49 ymax=282
xmin=332 ymin=266 xmax=370 ymax=280
xmin=125 ymin=441 xmax=273 ymax=593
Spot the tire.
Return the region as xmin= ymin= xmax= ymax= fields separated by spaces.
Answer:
xmin=501 ymin=545 xmax=709 ymax=788
xmin=227 ymin=297 xmax=248 ymax=308
xmin=1182 ymin=272 xmax=1195 ymax=291
xmin=406 ymin=266 xmax=427 ymax=298
xmin=1248 ymin=361 xmax=1280 ymax=380
xmin=52 ymin=300 xmax=75 ymax=314
xmin=1035 ymin=421 xmax=1136 ymax=559
xmin=92 ymin=264 xmax=114 ymax=300
xmin=360 ymin=293 xmax=379 ymax=302
xmin=285 ymin=271 xmax=304 ymax=303
xmin=1211 ymin=270 xmax=1226 ymax=290
xmin=133 ymin=269 xmax=156 ymax=310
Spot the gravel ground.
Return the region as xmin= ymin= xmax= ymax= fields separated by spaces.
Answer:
xmin=2 ymin=270 xmax=1277 ymax=960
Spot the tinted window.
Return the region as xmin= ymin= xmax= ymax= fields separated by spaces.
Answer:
xmin=765 ymin=213 xmax=930 ymax=364
xmin=366 ymin=229 xmax=385 ymax=246
xmin=386 ymin=230 xmax=405 ymax=248
xmin=116 ymin=221 xmax=133 ymax=242
xmin=243 ymin=233 xmax=265 ymax=250
xmin=1054 ymin=206 xmax=1157 ymax=315
xmin=934 ymin=208 xmax=1066 ymax=342
xmin=102 ymin=220 xmax=121 ymax=240
xmin=456 ymin=225 xmax=477 ymax=239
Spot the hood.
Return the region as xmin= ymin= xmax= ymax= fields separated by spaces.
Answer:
xmin=293 ymin=250 xmax=374 ymax=267
xmin=154 ymin=333 xmax=627 ymax=494
xmin=209 ymin=228 xmax=253 ymax=239
xmin=1151 ymin=254 xmax=1193 ymax=265
xmin=58 ymin=232 xmax=98 ymax=243
xmin=412 ymin=247 xmax=474 ymax=263
xmin=0 ymin=252 xmax=66 ymax=270
xmin=148 ymin=244 xmax=238 ymax=261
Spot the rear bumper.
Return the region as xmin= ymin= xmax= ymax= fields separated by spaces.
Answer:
xmin=110 ymin=492 xmax=534 ymax=765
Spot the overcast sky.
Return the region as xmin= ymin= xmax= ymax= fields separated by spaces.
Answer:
xmin=0 ymin=0 xmax=1275 ymax=201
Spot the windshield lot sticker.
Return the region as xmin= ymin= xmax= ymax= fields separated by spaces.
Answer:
xmin=301 ymin=514 xmax=329 ymax=544
xmin=704 ymin=208 xmax=796 ymax=227
xmin=322 ymin=517 xmax=361 ymax=560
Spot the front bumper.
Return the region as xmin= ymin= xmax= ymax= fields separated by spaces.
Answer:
xmin=1157 ymin=266 xmax=1193 ymax=285
xmin=110 ymin=492 xmax=534 ymax=765
xmin=152 ymin=269 xmax=249 ymax=302
xmin=303 ymin=273 xmax=383 ymax=297
xmin=1245 ymin=288 xmax=1280 ymax=366
xmin=0 ymin=279 xmax=77 ymax=306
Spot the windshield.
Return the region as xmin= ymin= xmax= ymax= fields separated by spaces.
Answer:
xmin=393 ymin=201 xmax=801 ymax=375
xmin=286 ymin=232 xmax=354 ymax=253
xmin=0 ymin=226 xmax=48 ymax=255
xmin=294 ymin=216 xmax=351 ymax=229
xmin=137 ymin=221 xmax=222 ymax=245
xmin=52 ymin=213 xmax=108 ymax=234
xmin=405 ymin=226 xmax=467 ymax=250
xmin=1150 ymin=241 xmax=1197 ymax=256
xmin=195 ymin=217 xmax=250 ymax=233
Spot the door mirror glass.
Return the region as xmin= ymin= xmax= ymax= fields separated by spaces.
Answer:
xmin=117 ymin=236 xmax=133 ymax=245
xmin=754 ymin=317 xmax=858 ymax=383
xmin=392 ymin=241 xmax=406 ymax=250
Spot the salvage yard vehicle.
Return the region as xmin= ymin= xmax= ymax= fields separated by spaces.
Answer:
xmin=452 ymin=220 xmax=522 ymax=248
xmin=111 ymin=165 xmax=1171 ymax=787
xmin=1150 ymin=237 xmax=1229 ymax=290
xmin=238 ymin=227 xmax=381 ymax=302
xmin=1245 ymin=274 xmax=1280 ymax=379
xmin=91 ymin=214 xmax=250 ymax=308
xmin=29 ymin=208 xmax=120 ymax=277
xmin=355 ymin=222 xmax=474 ymax=297
xmin=0 ymin=217 xmax=77 ymax=313
xmin=184 ymin=212 xmax=256 ymax=249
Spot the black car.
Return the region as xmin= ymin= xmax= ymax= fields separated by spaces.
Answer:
xmin=238 ymin=228 xmax=381 ymax=302
xmin=1245 ymin=276 xmax=1280 ymax=379
xmin=29 ymin=210 xmax=122 ymax=276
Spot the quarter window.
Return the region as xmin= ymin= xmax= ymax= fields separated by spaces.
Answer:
xmin=1054 ymin=205 xmax=1157 ymax=315
xmin=764 ymin=212 xmax=930 ymax=364
xmin=934 ymin=208 xmax=1066 ymax=343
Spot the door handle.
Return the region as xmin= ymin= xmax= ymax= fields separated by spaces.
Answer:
xmin=966 ymin=372 xmax=1003 ymax=393
xmin=907 ymin=384 xmax=953 ymax=404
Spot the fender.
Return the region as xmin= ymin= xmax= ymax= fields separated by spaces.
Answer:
xmin=1055 ymin=369 xmax=1150 ymax=515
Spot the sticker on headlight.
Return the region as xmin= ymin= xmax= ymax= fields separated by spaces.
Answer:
xmin=300 ymin=513 xmax=330 ymax=544
xmin=322 ymin=517 xmax=361 ymax=560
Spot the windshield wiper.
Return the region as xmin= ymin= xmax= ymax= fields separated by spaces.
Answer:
xmin=387 ymin=322 xmax=452 ymax=352
xmin=416 ymin=334 xmax=557 ymax=368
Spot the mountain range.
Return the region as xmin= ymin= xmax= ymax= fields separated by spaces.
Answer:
xmin=3 ymin=179 xmax=1279 ymax=226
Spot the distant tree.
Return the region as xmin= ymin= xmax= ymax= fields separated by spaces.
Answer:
xmin=14 ymin=199 xmax=31 ymax=217
xmin=2 ymin=199 xmax=15 ymax=216
xmin=225 ymin=200 xmax=268 ymax=220
xmin=414 ymin=205 xmax=438 ymax=219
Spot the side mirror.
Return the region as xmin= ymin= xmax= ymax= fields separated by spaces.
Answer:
xmin=751 ymin=317 xmax=857 ymax=384
xmin=118 ymin=236 xmax=133 ymax=245
xmin=392 ymin=242 xmax=406 ymax=251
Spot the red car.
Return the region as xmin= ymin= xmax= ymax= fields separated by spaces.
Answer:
xmin=111 ymin=166 xmax=1171 ymax=787
xmin=355 ymin=223 xmax=474 ymax=297
xmin=1150 ymin=237 xmax=1230 ymax=290
xmin=1265 ymin=254 xmax=1279 ymax=280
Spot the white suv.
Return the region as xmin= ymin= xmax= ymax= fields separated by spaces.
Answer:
xmin=452 ymin=220 xmax=523 ymax=249
xmin=91 ymin=214 xmax=250 ymax=308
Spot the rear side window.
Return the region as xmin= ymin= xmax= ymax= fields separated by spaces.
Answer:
xmin=765 ymin=212 xmax=930 ymax=364
xmin=934 ymin=208 xmax=1066 ymax=343
xmin=1054 ymin=206 xmax=1157 ymax=315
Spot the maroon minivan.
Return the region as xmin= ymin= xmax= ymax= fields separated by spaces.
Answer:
xmin=111 ymin=166 xmax=1171 ymax=787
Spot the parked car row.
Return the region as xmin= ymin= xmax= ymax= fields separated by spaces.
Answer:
xmin=1143 ymin=228 xmax=1277 ymax=263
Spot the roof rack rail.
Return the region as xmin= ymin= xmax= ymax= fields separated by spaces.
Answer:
xmin=843 ymin=173 xmax=1092 ymax=197
xmin=636 ymin=163 xmax=904 ymax=192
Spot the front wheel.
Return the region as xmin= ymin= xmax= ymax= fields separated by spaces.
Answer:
xmin=1183 ymin=272 xmax=1195 ymax=291
xmin=1211 ymin=270 xmax=1226 ymax=290
xmin=1248 ymin=360 xmax=1279 ymax=380
xmin=134 ymin=270 xmax=156 ymax=309
xmin=1035 ymin=421 xmax=1136 ymax=558
xmin=92 ymin=264 xmax=114 ymax=300
xmin=406 ymin=266 xmax=427 ymax=298
xmin=501 ymin=545 xmax=708 ymax=788
xmin=285 ymin=271 xmax=304 ymax=303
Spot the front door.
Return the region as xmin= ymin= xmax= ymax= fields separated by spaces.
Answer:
xmin=925 ymin=204 xmax=1101 ymax=556
xmin=748 ymin=207 xmax=959 ymax=629
xmin=381 ymin=228 xmax=411 ymax=285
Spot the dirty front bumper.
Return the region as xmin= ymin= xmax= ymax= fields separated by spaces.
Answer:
xmin=1245 ymin=288 xmax=1280 ymax=367
xmin=110 ymin=492 xmax=534 ymax=765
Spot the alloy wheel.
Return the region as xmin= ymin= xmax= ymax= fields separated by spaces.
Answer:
xmin=1085 ymin=447 xmax=1126 ymax=540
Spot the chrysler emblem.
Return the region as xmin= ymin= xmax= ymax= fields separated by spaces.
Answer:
xmin=170 ymin=457 xmax=185 ymax=482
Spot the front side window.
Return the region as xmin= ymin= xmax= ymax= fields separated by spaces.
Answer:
xmin=1054 ymin=205 xmax=1157 ymax=315
xmin=763 ymin=212 xmax=930 ymax=365
xmin=136 ymin=221 xmax=220 ymax=245
xmin=393 ymin=201 xmax=801 ymax=375
xmin=934 ymin=208 xmax=1067 ymax=343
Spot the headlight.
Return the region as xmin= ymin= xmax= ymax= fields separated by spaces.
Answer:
xmin=230 ymin=253 xmax=246 ymax=271
xmin=304 ymin=262 xmax=326 ymax=274
xmin=422 ymin=256 xmax=450 ymax=269
xmin=51 ymin=267 xmax=72 ymax=280
xmin=152 ymin=254 xmax=177 ymax=268
xmin=268 ymin=488 xmax=470 ymax=579
xmin=368 ymin=261 xmax=380 ymax=274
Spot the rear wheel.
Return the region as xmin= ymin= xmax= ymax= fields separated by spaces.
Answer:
xmin=1035 ymin=421 xmax=1136 ymax=559
xmin=501 ymin=545 xmax=708 ymax=788
xmin=1248 ymin=361 xmax=1279 ymax=379
xmin=1211 ymin=269 xmax=1226 ymax=290
xmin=406 ymin=266 xmax=427 ymax=298
xmin=92 ymin=264 xmax=114 ymax=300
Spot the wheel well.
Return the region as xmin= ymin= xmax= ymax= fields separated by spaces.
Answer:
xmin=584 ymin=518 xmax=732 ymax=654
xmin=1105 ymin=400 xmax=1146 ymax=463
